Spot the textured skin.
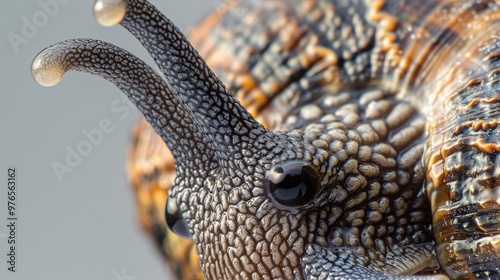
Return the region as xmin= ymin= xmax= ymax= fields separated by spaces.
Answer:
xmin=32 ymin=0 xmax=500 ymax=279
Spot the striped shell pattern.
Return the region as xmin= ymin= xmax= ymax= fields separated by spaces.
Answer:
xmin=31 ymin=0 xmax=500 ymax=279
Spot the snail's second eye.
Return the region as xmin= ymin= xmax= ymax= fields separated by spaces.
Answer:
xmin=265 ymin=161 xmax=321 ymax=209
xmin=165 ymin=197 xmax=192 ymax=240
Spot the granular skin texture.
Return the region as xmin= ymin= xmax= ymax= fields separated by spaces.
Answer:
xmin=33 ymin=0 xmax=500 ymax=279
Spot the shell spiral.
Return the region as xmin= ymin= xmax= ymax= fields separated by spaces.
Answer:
xmin=32 ymin=0 xmax=500 ymax=279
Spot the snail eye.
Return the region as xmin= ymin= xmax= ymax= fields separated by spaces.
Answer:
xmin=165 ymin=197 xmax=192 ymax=240
xmin=265 ymin=161 xmax=322 ymax=209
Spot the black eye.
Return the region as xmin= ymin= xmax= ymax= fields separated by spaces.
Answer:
xmin=265 ymin=161 xmax=322 ymax=209
xmin=165 ymin=197 xmax=192 ymax=240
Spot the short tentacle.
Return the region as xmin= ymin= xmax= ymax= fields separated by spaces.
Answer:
xmin=31 ymin=38 xmax=216 ymax=171
xmin=93 ymin=0 xmax=269 ymax=162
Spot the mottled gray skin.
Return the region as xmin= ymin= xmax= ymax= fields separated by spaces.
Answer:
xmin=33 ymin=0 xmax=500 ymax=279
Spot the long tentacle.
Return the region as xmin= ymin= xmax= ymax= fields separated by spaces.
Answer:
xmin=93 ymin=0 xmax=269 ymax=162
xmin=31 ymin=38 xmax=216 ymax=171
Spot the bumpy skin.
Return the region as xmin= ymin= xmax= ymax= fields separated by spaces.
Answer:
xmin=31 ymin=0 xmax=500 ymax=279
xmin=128 ymin=119 xmax=202 ymax=280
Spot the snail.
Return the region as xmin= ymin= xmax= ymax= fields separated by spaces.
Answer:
xmin=31 ymin=0 xmax=500 ymax=279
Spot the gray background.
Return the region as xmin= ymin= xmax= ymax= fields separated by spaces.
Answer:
xmin=0 ymin=1 xmax=214 ymax=279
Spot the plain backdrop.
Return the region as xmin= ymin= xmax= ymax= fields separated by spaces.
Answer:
xmin=0 ymin=1 xmax=214 ymax=279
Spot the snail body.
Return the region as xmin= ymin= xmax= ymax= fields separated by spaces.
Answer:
xmin=32 ymin=0 xmax=500 ymax=279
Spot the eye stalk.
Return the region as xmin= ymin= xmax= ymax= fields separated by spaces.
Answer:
xmin=265 ymin=161 xmax=322 ymax=209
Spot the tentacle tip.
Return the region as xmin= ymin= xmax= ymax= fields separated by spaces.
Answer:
xmin=93 ymin=0 xmax=127 ymax=27
xmin=31 ymin=50 xmax=64 ymax=87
